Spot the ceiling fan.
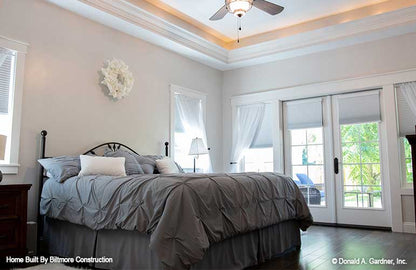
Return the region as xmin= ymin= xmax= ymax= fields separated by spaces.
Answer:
xmin=210 ymin=0 xmax=284 ymax=21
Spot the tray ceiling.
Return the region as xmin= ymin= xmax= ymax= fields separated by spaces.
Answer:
xmin=48 ymin=0 xmax=416 ymax=70
xmin=155 ymin=0 xmax=388 ymax=39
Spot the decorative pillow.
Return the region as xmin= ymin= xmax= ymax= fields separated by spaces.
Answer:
xmin=104 ymin=149 xmax=144 ymax=175
xmin=38 ymin=156 xmax=80 ymax=183
xmin=136 ymin=155 xmax=185 ymax=174
xmin=78 ymin=155 xmax=126 ymax=177
xmin=155 ymin=157 xmax=180 ymax=174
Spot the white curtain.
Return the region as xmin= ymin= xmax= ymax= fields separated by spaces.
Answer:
xmin=230 ymin=104 xmax=265 ymax=173
xmin=400 ymin=82 xmax=416 ymax=117
xmin=175 ymin=94 xmax=212 ymax=172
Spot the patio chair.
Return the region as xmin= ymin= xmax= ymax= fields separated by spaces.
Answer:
xmin=296 ymin=173 xmax=325 ymax=199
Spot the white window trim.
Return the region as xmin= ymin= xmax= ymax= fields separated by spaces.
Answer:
xmin=0 ymin=35 xmax=29 ymax=174
xmin=169 ymin=84 xmax=207 ymax=161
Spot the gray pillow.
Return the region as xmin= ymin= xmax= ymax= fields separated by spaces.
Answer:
xmin=135 ymin=155 xmax=159 ymax=174
xmin=104 ymin=149 xmax=144 ymax=175
xmin=38 ymin=156 xmax=80 ymax=183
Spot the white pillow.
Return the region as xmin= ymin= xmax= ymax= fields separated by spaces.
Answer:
xmin=155 ymin=158 xmax=180 ymax=174
xmin=78 ymin=155 xmax=126 ymax=177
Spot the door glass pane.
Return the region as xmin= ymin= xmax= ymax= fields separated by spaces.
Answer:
xmin=360 ymin=142 xmax=380 ymax=163
xmin=290 ymin=128 xmax=326 ymax=206
xmin=342 ymin=143 xmax=360 ymax=163
xmin=341 ymin=122 xmax=382 ymax=208
xmin=291 ymin=146 xmax=306 ymax=165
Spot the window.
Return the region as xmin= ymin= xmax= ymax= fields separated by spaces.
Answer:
xmin=243 ymin=103 xmax=273 ymax=172
xmin=0 ymin=48 xmax=15 ymax=163
xmin=341 ymin=122 xmax=382 ymax=208
xmin=289 ymin=127 xmax=325 ymax=206
xmin=171 ymin=86 xmax=210 ymax=173
xmin=0 ymin=37 xmax=27 ymax=174
xmin=396 ymin=82 xmax=416 ymax=187
xmin=402 ymin=138 xmax=413 ymax=184
xmin=284 ymin=98 xmax=326 ymax=206
xmin=244 ymin=148 xmax=273 ymax=172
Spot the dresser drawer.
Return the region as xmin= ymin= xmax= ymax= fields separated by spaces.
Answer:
xmin=0 ymin=192 xmax=19 ymax=217
xmin=0 ymin=220 xmax=19 ymax=251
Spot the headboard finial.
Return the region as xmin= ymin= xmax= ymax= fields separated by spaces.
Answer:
xmin=165 ymin=142 xmax=169 ymax=157
xmin=41 ymin=130 xmax=47 ymax=137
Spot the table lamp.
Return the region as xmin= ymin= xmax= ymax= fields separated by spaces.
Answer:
xmin=189 ymin=137 xmax=208 ymax=173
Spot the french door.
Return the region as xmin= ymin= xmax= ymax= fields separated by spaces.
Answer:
xmin=284 ymin=90 xmax=390 ymax=227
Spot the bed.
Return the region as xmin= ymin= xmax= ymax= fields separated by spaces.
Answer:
xmin=37 ymin=130 xmax=313 ymax=270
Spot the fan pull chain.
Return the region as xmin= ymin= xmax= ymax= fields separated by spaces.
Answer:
xmin=237 ymin=17 xmax=242 ymax=43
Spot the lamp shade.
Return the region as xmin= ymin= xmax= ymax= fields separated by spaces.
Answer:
xmin=189 ymin=137 xmax=208 ymax=156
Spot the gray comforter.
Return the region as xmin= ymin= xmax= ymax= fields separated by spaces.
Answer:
xmin=40 ymin=172 xmax=313 ymax=269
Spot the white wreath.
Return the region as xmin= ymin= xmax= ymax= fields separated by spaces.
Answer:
xmin=101 ymin=58 xmax=134 ymax=100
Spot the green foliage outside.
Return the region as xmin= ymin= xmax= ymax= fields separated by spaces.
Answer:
xmin=341 ymin=122 xmax=381 ymax=193
xmin=403 ymin=139 xmax=413 ymax=184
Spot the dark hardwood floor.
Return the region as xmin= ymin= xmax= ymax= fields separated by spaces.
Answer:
xmin=11 ymin=226 xmax=416 ymax=270
xmin=250 ymin=225 xmax=416 ymax=270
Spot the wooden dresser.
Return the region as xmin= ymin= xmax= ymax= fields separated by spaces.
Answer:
xmin=0 ymin=184 xmax=31 ymax=260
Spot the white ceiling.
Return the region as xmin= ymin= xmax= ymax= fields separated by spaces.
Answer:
xmin=157 ymin=0 xmax=388 ymax=38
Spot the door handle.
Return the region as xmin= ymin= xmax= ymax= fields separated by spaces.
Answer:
xmin=334 ymin=158 xmax=339 ymax=174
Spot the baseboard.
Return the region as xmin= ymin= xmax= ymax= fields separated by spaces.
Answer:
xmin=313 ymin=222 xmax=392 ymax=231
xmin=403 ymin=222 xmax=416 ymax=234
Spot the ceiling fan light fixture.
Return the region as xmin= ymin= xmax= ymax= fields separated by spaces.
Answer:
xmin=227 ymin=0 xmax=253 ymax=17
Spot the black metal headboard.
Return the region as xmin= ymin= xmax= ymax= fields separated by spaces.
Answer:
xmin=36 ymin=130 xmax=169 ymax=253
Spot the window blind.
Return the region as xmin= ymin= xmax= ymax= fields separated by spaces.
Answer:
xmin=337 ymin=90 xmax=381 ymax=125
xmin=396 ymin=82 xmax=416 ymax=137
xmin=251 ymin=103 xmax=273 ymax=148
xmin=0 ymin=48 xmax=14 ymax=115
xmin=284 ymin=98 xmax=323 ymax=130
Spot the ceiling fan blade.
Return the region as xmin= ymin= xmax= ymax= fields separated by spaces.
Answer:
xmin=209 ymin=5 xmax=228 ymax=21
xmin=253 ymin=0 xmax=284 ymax=15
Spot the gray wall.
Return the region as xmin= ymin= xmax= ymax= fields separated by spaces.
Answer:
xmin=0 ymin=0 xmax=223 ymax=222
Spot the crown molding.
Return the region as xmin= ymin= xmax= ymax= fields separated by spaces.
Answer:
xmin=47 ymin=0 xmax=416 ymax=71
xmin=227 ymin=5 xmax=416 ymax=66
xmin=47 ymin=0 xmax=230 ymax=69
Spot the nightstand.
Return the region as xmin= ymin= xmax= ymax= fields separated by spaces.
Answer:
xmin=0 ymin=184 xmax=31 ymax=260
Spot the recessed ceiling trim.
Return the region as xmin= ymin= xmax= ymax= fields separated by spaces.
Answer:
xmin=79 ymin=0 xmax=229 ymax=62
xmin=228 ymin=5 xmax=416 ymax=63
xmin=229 ymin=0 xmax=416 ymax=49
xmin=139 ymin=0 xmax=233 ymax=43
xmin=47 ymin=0 xmax=416 ymax=71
